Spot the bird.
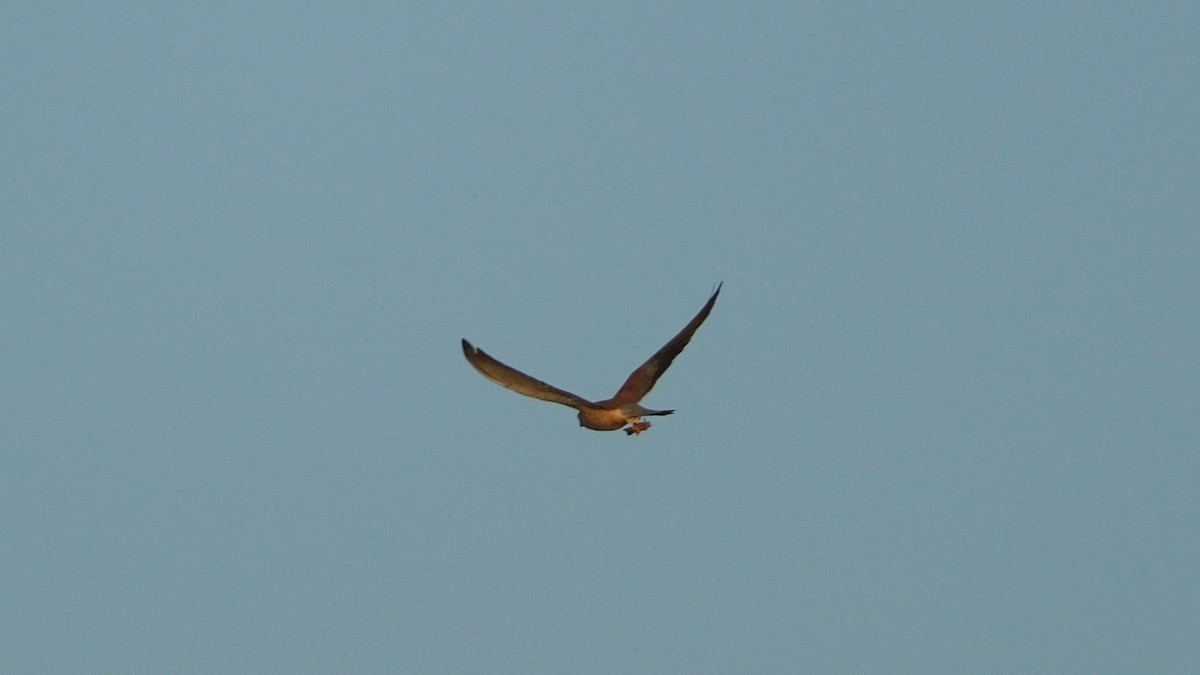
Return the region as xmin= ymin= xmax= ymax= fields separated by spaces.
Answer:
xmin=462 ymin=283 xmax=721 ymax=435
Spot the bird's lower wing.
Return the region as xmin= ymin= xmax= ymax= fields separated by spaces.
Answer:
xmin=462 ymin=339 xmax=594 ymax=410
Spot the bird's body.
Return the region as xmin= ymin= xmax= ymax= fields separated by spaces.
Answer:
xmin=574 ymin=403 xmax=673 ymax=432
xmin=462 ymin=284 xmax=721 ymax=435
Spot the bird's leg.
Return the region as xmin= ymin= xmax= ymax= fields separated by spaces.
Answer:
xmin=625 ymin=419 xmax=651 ymax=435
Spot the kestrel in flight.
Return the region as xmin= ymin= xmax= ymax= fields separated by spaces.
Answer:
xmin=462 ymin=284 xmax=721 ymax=435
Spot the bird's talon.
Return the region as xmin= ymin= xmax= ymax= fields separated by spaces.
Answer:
xmin=625 ymin=420 xmax=651 ymax=435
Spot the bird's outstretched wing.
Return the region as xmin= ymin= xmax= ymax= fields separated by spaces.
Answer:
xmin=611 ymin=283 xmax=721 ymax=405
xmin=462 ymin=339 xmax=595 ymax=410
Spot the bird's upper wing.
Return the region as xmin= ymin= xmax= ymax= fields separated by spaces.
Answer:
xmin=611 ymin=283 xmax=721 ymax=405
xmin=462 ymin=339 xmax=595 ymax=410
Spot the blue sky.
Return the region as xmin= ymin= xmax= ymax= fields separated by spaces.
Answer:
xmin=3 ymin=3 xmax=1198 ymax=672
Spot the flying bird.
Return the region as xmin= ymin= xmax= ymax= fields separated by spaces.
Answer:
xmin=462 ymin=284 xmax=721 ymax=435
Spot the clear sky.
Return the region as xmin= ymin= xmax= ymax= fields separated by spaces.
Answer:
xmin=3 ymin=3 xmax=1197 ymax=673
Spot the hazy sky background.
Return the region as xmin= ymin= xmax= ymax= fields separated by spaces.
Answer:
xmin=3 ymin=3 xmax=1197 ymax=672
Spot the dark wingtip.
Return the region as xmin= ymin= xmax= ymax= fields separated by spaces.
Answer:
xmin=461 ymin=338 xmax=475 ymax=356
xmin=703 ymin=283 xmax=722 ymax=311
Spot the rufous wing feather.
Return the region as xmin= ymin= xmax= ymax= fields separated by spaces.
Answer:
xmin=612 ymin=283 xmax=721 ymax=404
xmin=462 ymin=339 xmax=594 ymax=410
